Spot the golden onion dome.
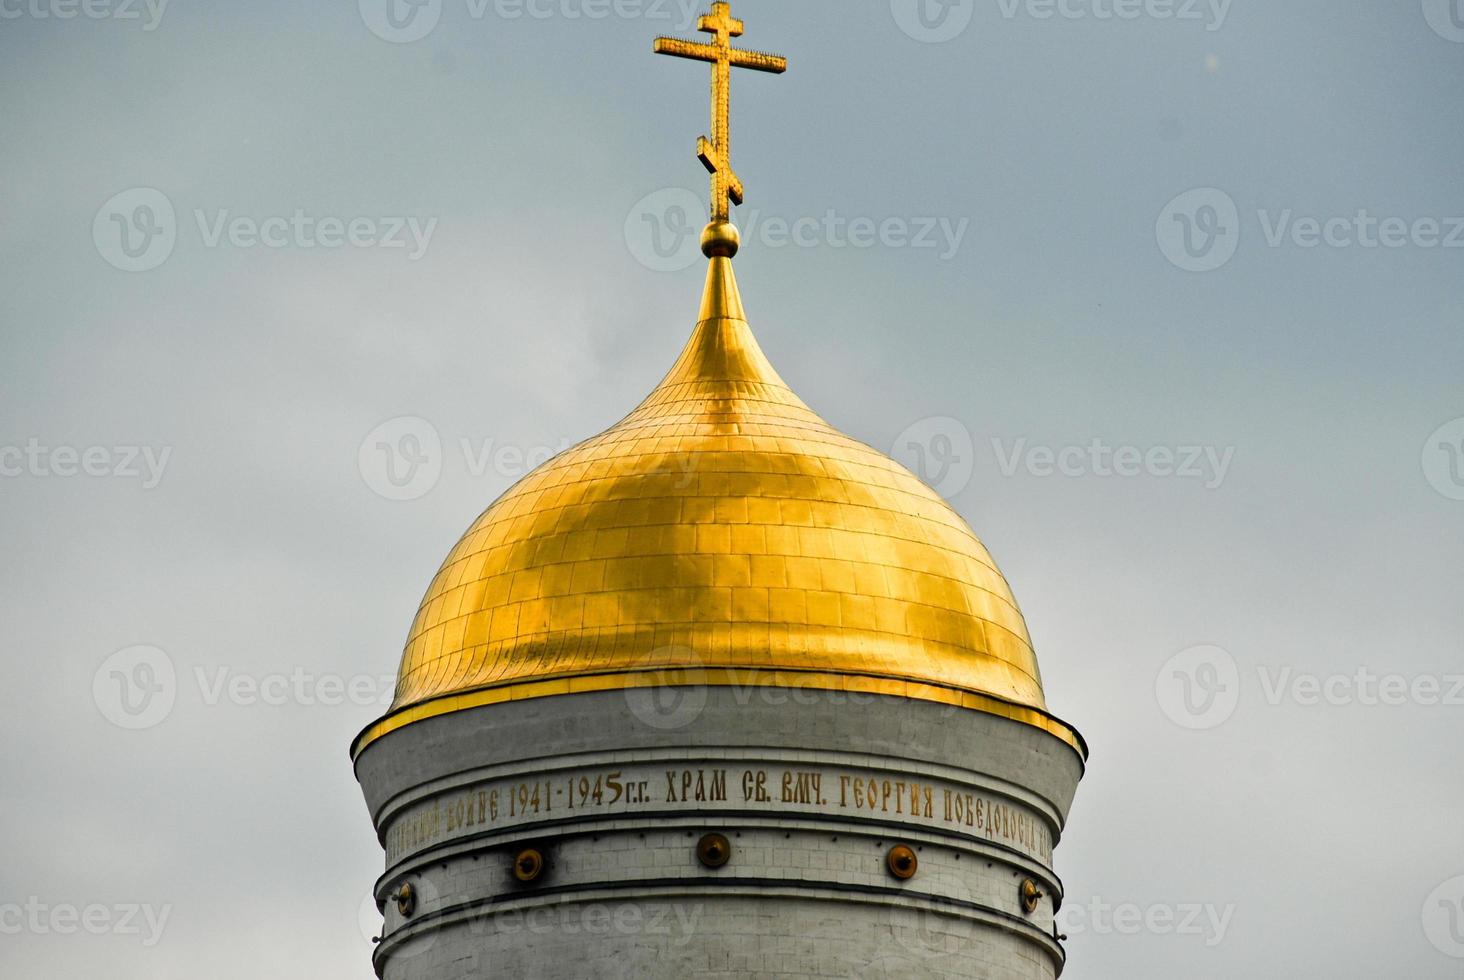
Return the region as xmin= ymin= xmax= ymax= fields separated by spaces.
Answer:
xmin=354 ymin=253 xmax=1083 ymax=756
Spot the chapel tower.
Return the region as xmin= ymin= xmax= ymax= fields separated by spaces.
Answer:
xmin=353 ymin=6 xmax=1086 ymax=977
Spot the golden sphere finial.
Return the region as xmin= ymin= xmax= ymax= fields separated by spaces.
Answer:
xmin=701 ymin=220 xmax=740 ymax=258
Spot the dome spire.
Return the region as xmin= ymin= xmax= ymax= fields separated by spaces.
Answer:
xmin=697 ymin=250 xmax=746 ymax=323
xmin=654 ymin=1 xmax=786 ymax=251
xmin=655 ymin=2 xmax=786 ymax=372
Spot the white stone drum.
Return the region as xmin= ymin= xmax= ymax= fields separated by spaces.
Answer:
xmin=355 ymin=688 xmax=1084 ymax=979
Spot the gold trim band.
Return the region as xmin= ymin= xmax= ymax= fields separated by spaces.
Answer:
xmin=351 ymin=669 xmax=1087 ymax=761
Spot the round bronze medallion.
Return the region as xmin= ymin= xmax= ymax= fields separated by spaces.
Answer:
xmin=513 ymin=848 xmax=545 ymax=883
xmin=887 ymin=845 xmax=919 ymax=880
xmin=1020 ymin=878 xmax=1045 ymax=914
xmin=393 ymin=882 xmax=416 ymax=917
xmin=696 ymin=833 xmax=732 ymax=868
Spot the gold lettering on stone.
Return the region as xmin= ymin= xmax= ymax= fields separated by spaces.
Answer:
xmin=386 ymin=763 xmax=1052 ymax=865
xmin=780 ymin=770 xmax=824 ymax=805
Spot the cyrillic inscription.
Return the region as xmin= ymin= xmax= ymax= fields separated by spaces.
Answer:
xmin=387 ymin=763 xmax=1052 ymax=864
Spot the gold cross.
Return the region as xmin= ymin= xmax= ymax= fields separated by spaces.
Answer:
xmin=654 ymin=2 xmax=787 ymax=225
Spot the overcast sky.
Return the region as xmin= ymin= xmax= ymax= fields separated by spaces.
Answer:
xmin=3 ymin=1 xmax=1463 ymax=977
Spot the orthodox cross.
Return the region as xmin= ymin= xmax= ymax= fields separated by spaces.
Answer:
xmin=654 ymin=2 xmax=787 ymax=225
